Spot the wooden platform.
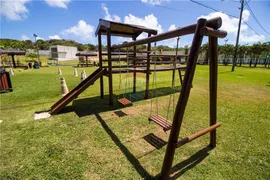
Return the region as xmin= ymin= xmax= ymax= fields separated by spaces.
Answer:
xmin=149 ymin=115 xmax=172 ymax=131
xmin=77 ymin=63 xmax=96 ymax=67
xmin=118 ymin=97 xmax=132 ymax=106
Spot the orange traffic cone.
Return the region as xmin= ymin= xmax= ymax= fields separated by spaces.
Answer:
xmin=9 ymin=67 xmax=14 ymax=75
xmin=60 ymin=77 xmax=69 ymax=96
xmin=74 ymin=68 xmax=78 ymax=76
xmin=58 ymin=67 xmax=62 ymax=75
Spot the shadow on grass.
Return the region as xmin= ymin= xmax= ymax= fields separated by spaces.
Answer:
xmin=114 ymin=110 xmax=128 ymax=117
xmin=168 ymin=146 xmax=212 ymax=179
xmin=94 ymin=113 xmax=153 ymax=179
xmin=143 ymin=133 xmax=167 ymax=149
xmin=93 ymin=113 xmax=211 ymax=179
xmin=60 ymin=86 xmax=181 ymax=117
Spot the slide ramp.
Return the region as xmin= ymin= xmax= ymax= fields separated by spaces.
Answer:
xmin=50 ymin=68 xmax=106 ymax=115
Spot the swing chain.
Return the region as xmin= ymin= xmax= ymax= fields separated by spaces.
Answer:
xmin=166 ymin=37 xmax=180 ymax=120
xmin=118 ymin=49 xmax=122 ymax=99
xmin=150 ymin=42 xmax=158 ymax=116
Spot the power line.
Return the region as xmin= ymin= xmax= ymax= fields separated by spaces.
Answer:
xmin=190 ymin=0 xmax=239 ymax=18
xmin=154 ymin=4 xmax=186 ymax=12
xmin=190 ymin=0 xmax=265 ymax=37
xmin=245 ymin=1 xmax=270 ymax=35
xmin=242 ymin=21 xmax=261 ymax=36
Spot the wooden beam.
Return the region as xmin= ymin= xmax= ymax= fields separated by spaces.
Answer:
xmin=209 ymin=36 xmax=218 ymax=147
xmin=200 ymin=27 xmax=227 ymax=38
xmin=98 ymin=32 xmax=104 ymax=99
xmin=11 ymin=55 xmax=16 ymax=68
xmin=159 ymin=18 xmax=207 ymax=180
xmin=133 ymin=36 xmax=136 ymax=93
xmin=112 ymin=17 xmax=222 ymax=49
xmin=144 ymin=33 xmax=151 ymax=99
xmin=102 ymin=65 xmax=148 ymax=68
xmin=175 ymin=122 xmax=221 ymax=148
xmin=107 ymin=29 xmax=114 ymax=106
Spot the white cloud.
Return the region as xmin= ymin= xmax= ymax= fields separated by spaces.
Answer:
xmin=199 ymin=11 xmax=248 ymax=34
xmin=124 ymin=14 xmax=163 ymax=40
xmin=198 ymin=10 xmax=265 ymax=44
xmin=62 ymin=20 xmax=95 ymax=42
xmin=168 ymin=24 xmax=176 ymax=31
xmin=21 ymin=34 xmax=30 ymax=40
xmin=124 ymin=14 xmax=163 ymax=33
xmin=44 ymin=0 xmax=70 ymax=9
xmin=141 ymin=0 xmax=171 ymax=6
xmin=242 ymin=10 xmax=250 ymax=21
xmin=49 ymin=34 xmax=61 ymax=40
xmin=101 ymin=3 xmax=121 ymax=22
xmin=36 ymin=36 xmax=44 ymax=40
xmin=0 ymin=0 xmax=31 ymax=20
xmin=240 ymin=34 xmax=265 ymax=43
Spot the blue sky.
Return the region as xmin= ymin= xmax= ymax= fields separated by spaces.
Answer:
xmin=1 ymin=0 xmax=269 ymax=47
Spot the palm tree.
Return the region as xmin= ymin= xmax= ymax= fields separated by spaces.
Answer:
xmin=200 ymin=43 xmax=209 ymax=65
xmin=219 ymin=44 xmax=234 ymax=65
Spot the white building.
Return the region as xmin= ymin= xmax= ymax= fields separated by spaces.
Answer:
xmin=50 ymin=45 xmax=78 ymax=61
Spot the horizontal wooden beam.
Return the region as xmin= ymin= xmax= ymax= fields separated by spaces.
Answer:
xmin=175 ymin=122 xmax=221 ymax=148
xmin=102 ymin=57 xmax=147 ymax=62
xmin=102 ymin=65 xmax=148 ymax=68
xmin=200 ymin=27 xmax=227 ymax=38
xmin=112 ymin=17 xmax=222 ymax=49
xmin=111 ymin=50 xmax=151 ymax=53
xmin=150 ymin=54 xmax=189 ymax=57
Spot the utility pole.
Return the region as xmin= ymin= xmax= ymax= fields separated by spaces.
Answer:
xmin=33 ymin=33 xmax=40 ymax=66
xmin=232 ymin=0 xmax=244 ymax=72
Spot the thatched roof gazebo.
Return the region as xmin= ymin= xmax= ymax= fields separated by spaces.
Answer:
xmin=0 ymin=49 xmax=26 ymax=68
xmin=76 ymin=51 xmax=97 ymax=66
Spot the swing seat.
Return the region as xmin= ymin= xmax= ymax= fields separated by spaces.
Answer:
xmin=149 ymin=115 xmax=172 ymax=131
xmin=118 ymin=97 xmax=132 ymax=106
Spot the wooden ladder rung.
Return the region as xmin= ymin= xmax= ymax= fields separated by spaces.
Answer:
xmin=149 ymin=115 xmax=172 ymax=131
xmin=118 ymin=98 xmax=132 ymax=106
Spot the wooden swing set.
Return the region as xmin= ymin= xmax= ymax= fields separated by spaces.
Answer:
xmin=104 ymin=17 xmax=227 ymax=179
xmin=50 ymin=16 xmax=227 ymax=179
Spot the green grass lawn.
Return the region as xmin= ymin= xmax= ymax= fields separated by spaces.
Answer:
xmin=0 ymin=65 xmax=269 ymax=179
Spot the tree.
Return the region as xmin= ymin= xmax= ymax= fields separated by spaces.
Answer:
xmin=219 ymin=44 xmax=234 ymax=65
xmin=200 ymin=43 xmax=209 ymax=65
xmin=27 ymin=53 xmax=37 ymax=61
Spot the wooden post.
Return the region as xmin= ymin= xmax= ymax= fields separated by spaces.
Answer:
xmin=98 ymin=32 xmax=104 ymax=99
xmin=144 ymin=33 xmax=151 ymax=99
xmin=159 ymin=19 xmax=206 ymax=180
xmin=107 ymin=29 xmax=114 ymax=106
xmin=184 ymin=46 xmax=188 ymax=64
xmin=177 ymin=69 xmax=183 ymax=85
xmin=133 ymin=37 xmax=137 ymax=93
xmin=11 ymin=55 xmax=16 ymax=68
xmin=86 ymin=56 xmax=88 ymax=66
xmin=209 ymin=36 xmax=218 ymax=147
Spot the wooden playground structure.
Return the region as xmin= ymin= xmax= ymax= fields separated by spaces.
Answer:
xmin=50 ymin=17 xmax=227 ymax=179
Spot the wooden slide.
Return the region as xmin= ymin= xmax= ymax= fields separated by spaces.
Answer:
xmin=50 ymin=68 xmax=106 ymax=115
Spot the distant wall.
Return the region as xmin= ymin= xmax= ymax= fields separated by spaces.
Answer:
xmin=50 ymin=45 xmax=78 ymax=61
